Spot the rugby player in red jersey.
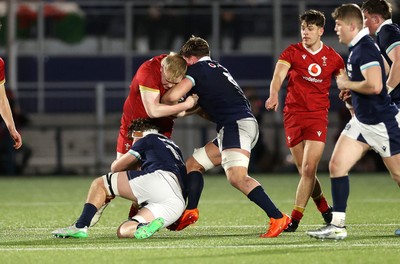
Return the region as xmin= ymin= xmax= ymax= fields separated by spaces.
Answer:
xmin=265 ymin=10 xmax=345 ymax=232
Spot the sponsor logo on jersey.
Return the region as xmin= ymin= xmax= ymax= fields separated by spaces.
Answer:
xmin=308 ymin=63 xmax=322 ymax=76
xmin=208 ymin=62 xmax=217 ymax=68
xmin=317 ymin=131 xmax=322 ymax=137
xmin=303 ymin=63 xmax=323 ymax=83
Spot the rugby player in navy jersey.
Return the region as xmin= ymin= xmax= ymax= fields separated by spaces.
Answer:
xmin=307 ymin=3 xmax=400 ymax=240
xmin=162 ymin=36 xmax=291 ymax=238
xmin=52 ymin=118 xmax=186 ymax=239
xmin=362 ymin=0 xmax=400 ymax=107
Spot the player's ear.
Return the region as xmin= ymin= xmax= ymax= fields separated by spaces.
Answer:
xmin=319 ymin=27 xmax=324 ymax=36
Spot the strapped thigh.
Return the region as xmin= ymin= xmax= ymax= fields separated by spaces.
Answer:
xmin=101 ymin=172 xmax=120 ymax=196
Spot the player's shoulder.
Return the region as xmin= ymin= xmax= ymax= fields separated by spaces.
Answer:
xmin=321 ymin=44 xmax=342 ymax=57
xmin=279 ymin=43 xmax=301 ymax=59
xmin=381 ymin=23 xmax=400 ymax=34
xmin=146 ymin=54 xmax=165 ymax=66
xmin=284 ymin=43 xmax=302 ymax=52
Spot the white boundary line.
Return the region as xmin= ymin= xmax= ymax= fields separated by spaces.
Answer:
xmin=1 ymin=242 xmax=400 ymax=252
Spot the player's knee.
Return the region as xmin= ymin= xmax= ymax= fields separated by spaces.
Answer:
xmin=117 ymin=222 xmax=132 ymax=238
xmin=188 ymin=148 xmax=213 ymax=172
xmin=329 ymin=158 xmax=342 ymax=176
xmin=91 ymin=177 xmax=105 ymax=190
xmin=302 ymin=163 xmax=318 ymax=178
xmin=225 ymin=167 xmax=248 ymax=188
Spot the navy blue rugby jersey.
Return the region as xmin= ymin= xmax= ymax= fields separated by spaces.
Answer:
xmin=185 ymin=57 xmax=255 ymax=131
xmin=127 ymin=133 xmax=186 ymax=185
xmin=347 ymin=29 xmax=398 ymax=124
xmin=376 ymin=20 xmax=400 ymax=103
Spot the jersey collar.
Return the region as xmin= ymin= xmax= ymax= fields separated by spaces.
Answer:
xmin=302 ymin=41 xmax=323 ymax=55
xmin=376 ymin=19 xmax=393 ymax=35
xmin=349 ymin=27 xmax=370 ymax=47
xmin=198 ymin=56 xmax=212 ymax=62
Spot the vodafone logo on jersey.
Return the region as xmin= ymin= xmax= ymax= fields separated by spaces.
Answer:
xmin=308 ymin=63 xmax=321 ymax=77
xmin=303 ymin=63 xmax=323 ymax=83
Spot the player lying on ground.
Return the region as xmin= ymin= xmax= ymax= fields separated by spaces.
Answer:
xmin=52 ymin=118 xmax=186 ymax=239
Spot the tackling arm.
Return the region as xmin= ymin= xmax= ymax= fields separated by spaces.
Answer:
xmin=111 ymin=151 xmax=139 ymax=172
xmin=161 ymin=78 xmax=194 ymax=105
xmin=141 ymin=89 xmax=197 ymax=118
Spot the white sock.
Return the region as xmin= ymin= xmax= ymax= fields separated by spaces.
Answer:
xmin=331 ymin=212 xmax=346 ymax=227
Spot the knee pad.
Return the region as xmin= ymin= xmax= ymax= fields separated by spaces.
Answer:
xmin=192 ymin=146 xmax=215 ymax=171
xmin=221 ymin=150 xmax=249 ymax=171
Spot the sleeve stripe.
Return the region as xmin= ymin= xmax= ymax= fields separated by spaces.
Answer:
xmin=277 ymin=59 xmax=291 ymax=68
xmin=185 ymin=75 xmax=195 ymax=86
xmin=128 ymin=149 xmax=141 ymax=160
xmin=386 ymin=41 xmax=400 ymax=54
xmin=360 ymin=61 xmax=380 ymax=71
xmin=139 ymin=85 xmax=160 ymax=93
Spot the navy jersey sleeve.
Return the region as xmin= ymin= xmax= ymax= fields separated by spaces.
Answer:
xmin=379 ymin=25 xmax=400 ymax=57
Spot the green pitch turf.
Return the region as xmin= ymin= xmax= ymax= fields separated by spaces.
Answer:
xmin=0 ymin=173 xmax=399 ymax=264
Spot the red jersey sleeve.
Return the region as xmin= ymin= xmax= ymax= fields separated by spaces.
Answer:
xmin=278 ymin=45 xmax=295 ymax=68
xmin=135 ymin=55 xmax=165 ymax=94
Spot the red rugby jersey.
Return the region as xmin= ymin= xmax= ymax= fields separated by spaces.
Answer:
xmin=279 ymin=42 xmax=344 ymax=113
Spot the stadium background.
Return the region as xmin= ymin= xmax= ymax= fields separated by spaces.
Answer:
xmin=0 ymin=0 xmax=395 ymax=176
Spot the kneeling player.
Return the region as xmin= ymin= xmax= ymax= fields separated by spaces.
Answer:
xmin=52 ymin=118 xmax=186 ymax=239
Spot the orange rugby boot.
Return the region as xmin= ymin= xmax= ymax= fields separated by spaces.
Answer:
xmin=167 ymin=208 xmax=199 ymax=231
xmin=260 ymin=213 xmax=291 ymax=238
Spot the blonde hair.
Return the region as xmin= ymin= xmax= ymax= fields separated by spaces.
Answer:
xmin=161 ymin=52 xmax=187 ymax=82
xmin=332 ymin=4 xmax=364 ymax=30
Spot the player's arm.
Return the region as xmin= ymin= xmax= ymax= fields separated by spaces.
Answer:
xmin=265 ymin=61 xmax=289 ymax=111
xmin=386 ymin=44 xmax=400 ymax=92
xmin=161 ymin=78 xmax=194 ymax=104
xmin=336 ymin=66 xmax=383 ymax=95
xmin=0 ymin=83 xmax=22 ymax=149
xmin=140 ymin=87 xmax=197 ymax=118
xmin=111 ymin=150 xmax=139 ymax=172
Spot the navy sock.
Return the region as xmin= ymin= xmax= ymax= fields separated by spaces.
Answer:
xmin=331 ymin=176 xmax=350 ymax=212
xmin=247 ymin=186 xmax=282 ymax=219
xmin=185 ymin=171 xmax=204 ymax=210
xmin=75 ymin=203 xmax=98 ymax=228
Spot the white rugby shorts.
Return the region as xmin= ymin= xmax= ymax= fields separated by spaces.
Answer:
xmin=128 ymin=170 xmax=185 ymax=227
xmin=341 ymin=114 xmax=400 ymax=157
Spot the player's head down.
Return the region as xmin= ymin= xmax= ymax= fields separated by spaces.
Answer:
xmin=160 ymin=52 xmax=187 ymax=89
xmin=180 ymin=35 xmax=210 ymax=60
xmin=128 ymin=118 xmax=160 ymax=140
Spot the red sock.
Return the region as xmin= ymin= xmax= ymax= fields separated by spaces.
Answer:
xmin=313 ymin=195 xmax=329 ymax=213
xmin=291 ymin=209 xmax=304 ymax=222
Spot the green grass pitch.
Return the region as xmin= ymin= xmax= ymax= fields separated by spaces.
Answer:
xmin=0 ymin=173 xmax=399 ymax=264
